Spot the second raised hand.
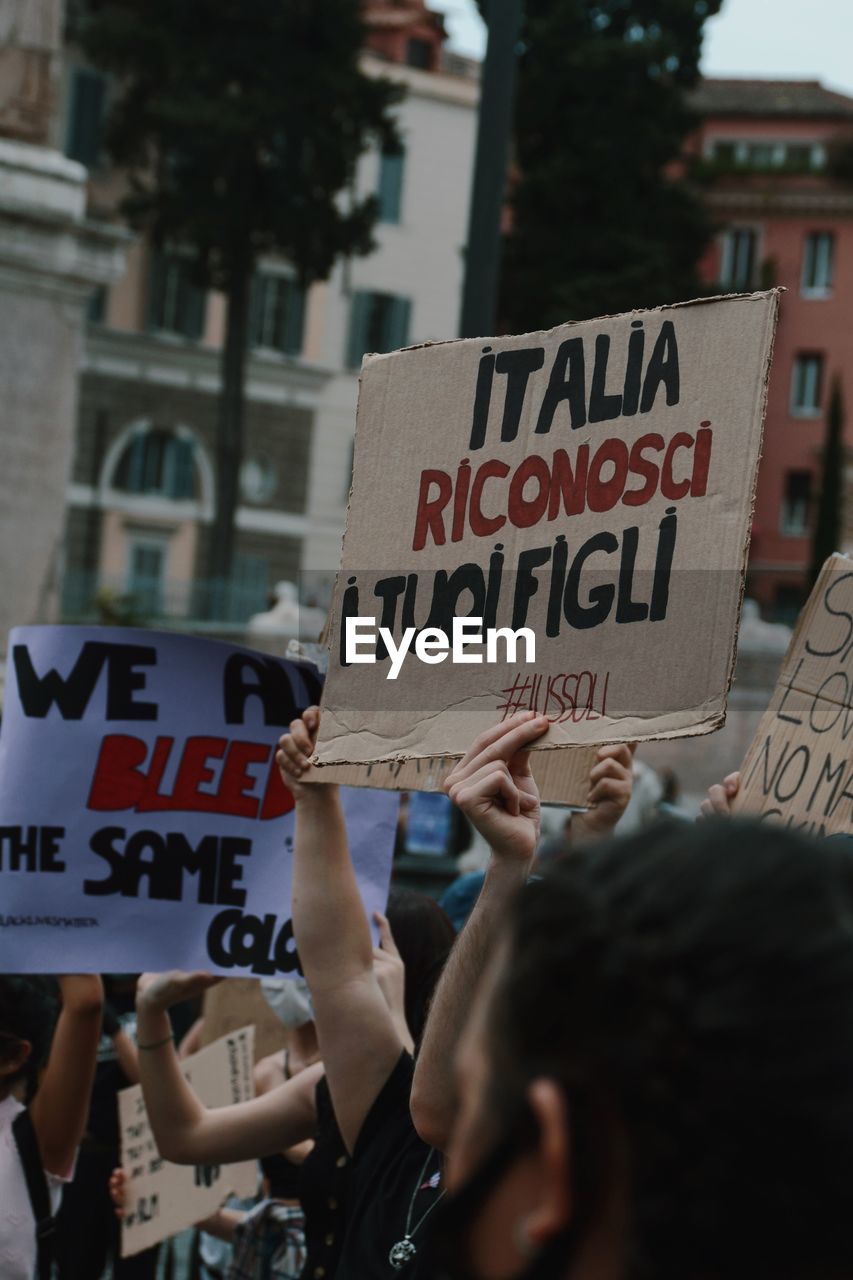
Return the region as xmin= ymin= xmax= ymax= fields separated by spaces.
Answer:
xmin=444 ymin=710 xmax=550 ymax=863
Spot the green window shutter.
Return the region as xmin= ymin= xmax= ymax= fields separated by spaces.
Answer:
xmin=125 ymin=434 xmax=146 ymax=493
xmin=249 ymin=274 xmax=267 ymax=348
xmin=283 ymin=282 xmax=305 ymax=356
xmin=66 ymin=69 xmax=106 ymax=167
xmin=347 ymin=291 xmax=372 ymax=367
xmin=171 ymin=437 xmax=196 ymax=499
xmin=387 ymin=296 xmax=412 ymax=351
xmin=184 ymin=273 xmax=206 ymax=341
xmin=378 ymin=147 xmax=405 ymax=223
xmin=147 ymin=250 xmax=166 ymax=332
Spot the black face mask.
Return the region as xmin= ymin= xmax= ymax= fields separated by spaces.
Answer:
xmin=422 ymin=1105 xmax=580 ymax=1280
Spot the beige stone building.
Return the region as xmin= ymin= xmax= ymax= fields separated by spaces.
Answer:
xmin=52 ymin=0 xmax=478 ymax=630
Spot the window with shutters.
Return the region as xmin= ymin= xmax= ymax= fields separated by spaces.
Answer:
xmin=406 ymin=38 xmax=433 ymax=69
xmin=231 ymin=554 xmax=271 ymax=620
xmin=249 ymin=273 xmax=305 ymax=356
xmin=147 ymin=251 xmax=207 ymax=340
xmin=780 ymin=471 xmax=811 ymax=535
xmin=114 ymin=429 xmax=198 ymax=500
xmin=65 ymin=67 xmax=107 ymax=168
xmin=719 ymin=228 xmax=758 ymax=290
xmin=347 ymin=291 xmax=412 ymax=367
xmin=791 ymin=354 xmax=824 ymax=417
xmin=127 ymin=537 xmax=167 ymax=617
xmin=378 ymin=145 xmax=405 ymax=224
xmin=801 ymin=232 xmax=834 ymax=296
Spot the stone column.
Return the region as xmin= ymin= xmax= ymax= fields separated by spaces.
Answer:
xmin=0 ymin=140 xmax=129 ymax=658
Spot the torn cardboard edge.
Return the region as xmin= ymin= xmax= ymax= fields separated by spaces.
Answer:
xmin=359 ymin=287 xmax=785 ymax=368
xmin=306 ymin=744 xmax=599 ymax=807
xmin=733 ymin=553 xmax=853 ymax=836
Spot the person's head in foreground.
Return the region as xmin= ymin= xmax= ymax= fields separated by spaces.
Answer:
xmin=434 ymin=818 xmax=853 ymax=1280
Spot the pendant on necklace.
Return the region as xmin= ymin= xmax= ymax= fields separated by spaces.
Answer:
xmin=389 ymin=1238 xmax=417 ymax=1269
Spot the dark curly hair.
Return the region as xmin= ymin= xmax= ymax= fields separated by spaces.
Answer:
xmin=483 ymin=819 xmax=853 ymax=1280
xmin=0 ymin=977 xmax=59 ymax=1097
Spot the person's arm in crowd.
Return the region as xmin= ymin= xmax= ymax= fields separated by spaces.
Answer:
xmin=30 ymin=974 xmax=104 ymax=1177
xmin=135 ymin=971 xmax=321 ymax=1164
xmin=277 ymin=706 xmax=405 ymax=1155
xmin=373 ymin=912 xmax=414 ymax=1056
xmin=411 ymin=711 xmax=549 ymax=1153
xmin=195 ymin=1207 xmax=245 ymax=1242
xmin=112 ymin=1027 xmax=140 ymax=1085
xmin=699 ymin=771 xmax=741 ymax=819
xmin=569 ymin=743 xmax=635 ymax=844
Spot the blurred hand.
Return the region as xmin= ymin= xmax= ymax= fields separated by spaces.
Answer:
xmin=444 ymin=711 xmax=549 ymax=863
xmin=136 ymin=971 xmax=221 ymax=1014
xmin=572 ymin=743 xmax=636 ymax=842
xmin=276 ymin=705 xmax=321 ymax=801
xmin=699 ymin=771 xmax=741 ymax=819
xmin=372 ymin=912 xmax=406 ymax=1018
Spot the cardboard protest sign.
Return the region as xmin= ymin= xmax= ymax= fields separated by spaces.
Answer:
xmin=313 ymin=291 xmax=779 ymax=779
xmin=306 ymin=745 xmax=597 ymax=807
xmin=201 ymin=979 xmax=288 ymax=1061
xmin=734 ymin=554 xmax=853 ymax=836
xmin=120 ymin=1026 xmax=256 ymax=1257
xmin=0 ymin=627 xmax=399 ymax=976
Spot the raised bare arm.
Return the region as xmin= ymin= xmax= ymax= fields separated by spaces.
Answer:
xmin=135 ymin=970 xmax=321 ymax=1164
xmin=278 ymin=706 xmax=404 ymax=1153
xmin=411 ymin=712 xmax=549 ymax=1152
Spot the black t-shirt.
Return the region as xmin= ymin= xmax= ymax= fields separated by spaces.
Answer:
xmin=335 ymin=1052 xmax=443 ymax=1280
xmin=299 ymin=1075 xmax=351 ymax=1280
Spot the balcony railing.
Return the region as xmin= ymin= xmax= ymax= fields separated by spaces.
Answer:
xmin=61 ymin=570 xmax=271 ymax=630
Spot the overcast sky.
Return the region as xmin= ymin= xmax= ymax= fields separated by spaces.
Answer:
xmin=429 ymin=0 xmax=853 ymax=97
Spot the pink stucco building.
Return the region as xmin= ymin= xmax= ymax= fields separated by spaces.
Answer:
xmin=690 ymin=79 xmax=853 ymax=618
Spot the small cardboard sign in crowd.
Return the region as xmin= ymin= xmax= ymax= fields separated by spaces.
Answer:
xmin=735 ymin=555 xmax=853 ymax=837
xmin=314 ymin=290 xmax=780 ymax=771
xmin=0 ymin=628 xmax=399 ymax=976
xmin=119 ymin=1027 xmax=257 ymax=1257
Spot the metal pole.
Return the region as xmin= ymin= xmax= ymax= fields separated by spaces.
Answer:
xmin=458 ymin=0 xmax=523 ymax=339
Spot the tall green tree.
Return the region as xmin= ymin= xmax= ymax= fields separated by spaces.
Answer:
xmin=496 ymin=0 xmax=721 ymax=331
xmin=81 ymin=0 xmax=400 ymax=587
xmin=809 ymin=375 xmax=845 ymax=584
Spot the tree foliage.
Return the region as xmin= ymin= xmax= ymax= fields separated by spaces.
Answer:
xmin=79 ymin=0 xmax=401 ymax=583
xmin=81 ymin=0 xmax=401 ymax=288
xmin=496 ymin=0 xmax=722 ymax=332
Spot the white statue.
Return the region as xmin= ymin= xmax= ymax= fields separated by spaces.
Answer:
xmin=247 ymin=580 xmax=328 ymax=643
xmin=0 ymin=0 xmax=62 ymax=144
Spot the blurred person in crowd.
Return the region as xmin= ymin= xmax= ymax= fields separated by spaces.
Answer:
xmin=409 ymin=715 xmax=853 ymax=1280
xmin=119 ymin=882 xmax=452 ymax=1279
xmin=613 ymin=753 xmax=664 ymax=834
xmin=0 ymin=974 xmax=103 ymax=1280
xmin=54 ymin=974 xmax=161 ymax=1280
xmin=274 ymin=706 xmax=465 ymax=1278
xmin=700 ymin=771 xmax=742 ymax=818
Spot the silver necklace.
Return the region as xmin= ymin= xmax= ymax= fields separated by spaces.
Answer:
xmin=388 ymin=1147 xmax=445 ymax=1271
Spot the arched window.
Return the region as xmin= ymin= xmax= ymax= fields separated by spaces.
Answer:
xmin=113 ymin=428 xmax=198 ymax=500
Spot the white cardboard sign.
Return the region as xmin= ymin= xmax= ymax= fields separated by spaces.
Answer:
xmin=0 ymin=627 xmax=399 ymax=975
xmin=119 ymin=1026 xmax=257 ymax=1257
